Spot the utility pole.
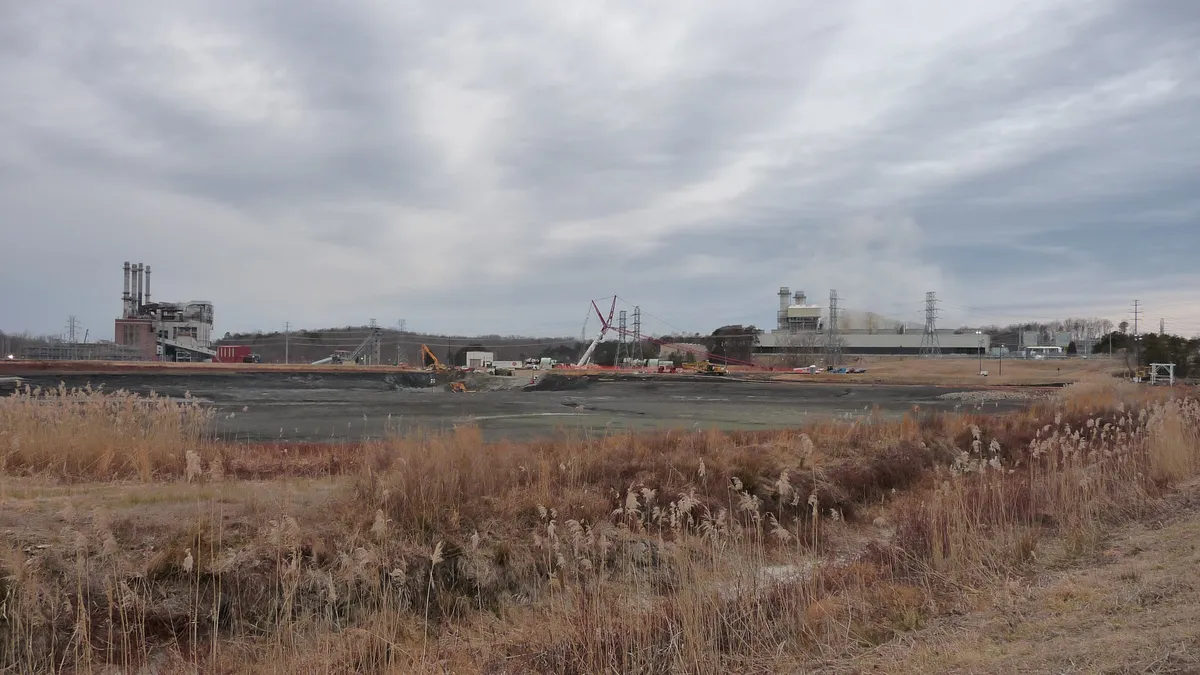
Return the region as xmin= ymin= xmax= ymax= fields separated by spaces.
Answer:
xmin=1132 ymin=300 xmax=1141 ymax=372
xmin=976 ymin=331 xmax=984 ymax=374
xmin=284 ymin=322 xmax=291 ymax=364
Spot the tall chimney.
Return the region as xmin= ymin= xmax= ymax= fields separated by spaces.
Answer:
xmin=135 ymin=263 xmax=144 ymax=311
xmin=123 ymin=262 xmax=132 ymax=318
xmin=144 ymin=265 xmax=151 ymax=304
xmin=795 ymin=290 xmax=806 ymax=306
xmin=778 ymin=287 xmax=790 ymax=330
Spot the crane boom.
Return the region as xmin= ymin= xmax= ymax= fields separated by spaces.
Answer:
xmin=574 ymin=297 xmax=617 ymax=367
xmin=421 ymin=343 xmax=447 ymax=370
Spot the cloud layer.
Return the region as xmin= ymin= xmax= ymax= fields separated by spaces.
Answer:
xmin=3 ymin=0 xmax=1199 ymax=339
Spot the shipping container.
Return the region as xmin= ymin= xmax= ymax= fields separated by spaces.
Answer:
xmin=215 ymin=345 xmax=253 ymax=363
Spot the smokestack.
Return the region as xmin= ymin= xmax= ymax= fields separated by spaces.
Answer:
xmin=794 ymin=290 xmax=805 ymax=306
xmin=122 ymin=262 xmax=132 ymax=318
xmin=135 ymin=263 xmax=144 ymax=311
xmin=778 ymin=286 xmax=790 ymax=330
xmin=144 ymin=265 xmax=151 ymax=304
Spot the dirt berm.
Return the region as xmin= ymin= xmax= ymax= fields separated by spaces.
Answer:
xmin=524 ymin=373 xmax=596 ymax=391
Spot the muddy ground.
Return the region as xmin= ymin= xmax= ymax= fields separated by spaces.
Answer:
xmin=12 ymin=371 xmax=1033 ymax=442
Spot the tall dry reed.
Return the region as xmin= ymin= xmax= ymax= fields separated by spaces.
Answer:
xmin=0 ymin=385 xmax=214 ymax=481
xmin=2 ymin=380 xmax=1197 ymax=673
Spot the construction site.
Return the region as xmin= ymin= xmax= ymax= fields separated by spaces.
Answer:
xmin=0 ymin=264 xmax=1136 ymax=444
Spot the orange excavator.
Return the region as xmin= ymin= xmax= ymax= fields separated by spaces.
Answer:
xmin=422 ymin=344 xmax=467 ymax=392
xmin=421 ymin=344 xmax=449 ymax=371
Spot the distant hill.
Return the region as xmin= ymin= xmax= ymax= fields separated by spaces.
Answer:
xmin=216 ymin=328 xmax=579 ymax=365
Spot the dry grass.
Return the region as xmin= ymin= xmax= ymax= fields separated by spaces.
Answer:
xmin=858 ymin=477 xmax=1200 ymax=673
xmin=0 ymin=384 xmax=214 ymax=481
xmin=0 ymin=379 xmax=1197 ymax=673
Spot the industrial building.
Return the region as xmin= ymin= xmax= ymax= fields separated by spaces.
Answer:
xmin=114 ymin=262 xmax=217 ymax=362
xmin=756 ymin=286 xmax=992 ymax=358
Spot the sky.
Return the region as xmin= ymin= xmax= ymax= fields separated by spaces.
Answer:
xmin=2 ymin=0 xmax=1199 ymax=341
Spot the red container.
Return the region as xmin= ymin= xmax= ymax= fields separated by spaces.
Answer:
xmin=216 ymin=345 xmax=253 ymax=363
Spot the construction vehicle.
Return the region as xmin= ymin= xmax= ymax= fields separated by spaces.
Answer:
xmin=312 ymin=326 xmax=383 ymax=366
xmin=685 ymin=361 xmax=727 ymax=376
xmin=312 ymin=349 xmax=351 ymax=365
xmin=420 ymin=344 xmax=451 ymax=371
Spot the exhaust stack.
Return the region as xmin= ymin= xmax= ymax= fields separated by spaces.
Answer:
xmin=122 ymin=262 xmax=132 ymax=317
xmin=135 ymin=263 xmax=144 ymax=311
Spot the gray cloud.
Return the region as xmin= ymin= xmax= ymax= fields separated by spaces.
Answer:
xmin=2 ymin=0 xmax=1199 ymax=341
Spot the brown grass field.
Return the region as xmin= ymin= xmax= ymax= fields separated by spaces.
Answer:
xmin=1 ymin=375 xmax=1197 ymax=673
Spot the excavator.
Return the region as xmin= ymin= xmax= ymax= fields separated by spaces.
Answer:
xmin=421 ymin=344 xmax=467 ymax=392
xmin=420 ymin=344 xmax=449 ymax=371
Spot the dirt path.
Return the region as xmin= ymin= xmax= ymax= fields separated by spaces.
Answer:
xmin=856 ymin=479 xmax=1200 ymax=674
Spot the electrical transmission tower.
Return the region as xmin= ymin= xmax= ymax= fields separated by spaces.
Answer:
xmin=1160 ymin=317 xmax=1165 ymax=335
xmin=919 ymin=292 xmax=942 ymax=357
xmin=65 ymin=315 xmax=80 ymax=360
xmin=826 ymin=290 xmax=842 ymax=366
xmin=617 ymin=310 xmax=628 ymax=367
xmin=368 ymin=319 xmax=381 ymax=366
xmin=397 ymin=319 xmax=408 ymax=365
xmin=633 ymin=306 xmax=643 ymax=361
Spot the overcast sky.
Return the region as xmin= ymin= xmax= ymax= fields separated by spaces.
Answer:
xmin=2 ymin=0 xmax=1199 ymax=340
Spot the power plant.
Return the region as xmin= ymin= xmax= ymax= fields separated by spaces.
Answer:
xmin=756 ymin=286 xmax=991 ymax=358
xmin=113 ymin=262 xmax=217 ymax=362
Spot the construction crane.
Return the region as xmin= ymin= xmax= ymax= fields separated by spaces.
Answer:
xmin=575 ymin=297 xmax=617 ymax=367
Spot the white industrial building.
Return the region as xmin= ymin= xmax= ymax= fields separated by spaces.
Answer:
xmin=755 ymin=286 xmax=992 ymax=357
xmin=465 ymin=351 xmax=494 ymax=368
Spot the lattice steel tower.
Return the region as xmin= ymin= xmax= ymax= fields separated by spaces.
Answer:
xmin=616 ymin=310 xmax=628 ymax=367
xmin=368 ymin=319 xmax=382 ymax=366
xmin=826 ymin=290 xmax=843 ymax=366
xmin=633 ymin=306 xmax=643 ymax=361
xmin=920 ymin=292 xmax=942 ymax=357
